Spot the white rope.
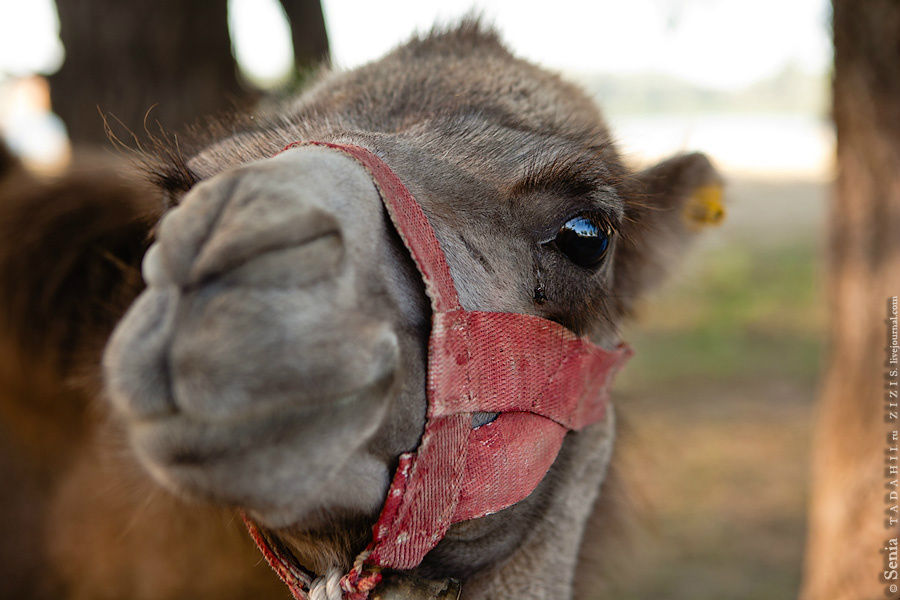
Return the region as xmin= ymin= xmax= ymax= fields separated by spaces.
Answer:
xmin=307 ymin=567 xmax=344 ymax=600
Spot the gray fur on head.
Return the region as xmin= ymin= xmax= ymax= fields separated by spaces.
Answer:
xmin=103 ymin=20 xmax=721 ymax=592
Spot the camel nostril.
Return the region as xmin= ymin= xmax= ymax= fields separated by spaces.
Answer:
xmin=154 ymin=177 xmax=235 ymax=288
xmin=154 ymin=174 xmax=346 ymax=289
xmin=212 ymin=230 xmax=343 ymax=289
xmin=187 ymin=201 xmax=342 ymax=287
xmin=150 ymin=163 xmax=349 ymax=290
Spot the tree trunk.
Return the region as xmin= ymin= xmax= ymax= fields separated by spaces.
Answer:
xmin=802 ymin=2 xmax=900 ymax=599
xmin=50 ymin=0 xmax=247 ymax=146
xmin=279 ymin=0 xmax=330 ymax=72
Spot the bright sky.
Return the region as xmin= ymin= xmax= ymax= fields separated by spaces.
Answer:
xmin=1 ymin=0 xmax=831 ymax=90
xmin=321 ymin=0 xmax=832 ymax=90
xmin=0 ymin=0 xmax=834 ymax=175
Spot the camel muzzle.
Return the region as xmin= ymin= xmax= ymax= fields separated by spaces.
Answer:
xmin=103 ymin=145 xmax=404 ymax=526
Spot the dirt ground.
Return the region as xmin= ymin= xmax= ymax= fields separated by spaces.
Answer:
xmin=589 ymin=173 xmax=828 ymax=599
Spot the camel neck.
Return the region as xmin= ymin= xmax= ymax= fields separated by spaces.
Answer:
xmin=460 ymin=412 xmax=616 ymax=600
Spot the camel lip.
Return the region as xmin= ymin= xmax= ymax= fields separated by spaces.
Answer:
xmin=135 ymin=365 xmax=396 ymax=428
xmin=129 ymin=393 xmax=392 ymax=528
xmin=139 ymin=454 xmax=356 ymax=524
xmin=127 ymin=372 xmax=394 ymax=474
xmin=128 ymin=373 xmax=390 ymax=432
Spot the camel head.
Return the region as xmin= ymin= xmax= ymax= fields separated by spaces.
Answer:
xmin=102 ymin=23 xmax=722 ymax=589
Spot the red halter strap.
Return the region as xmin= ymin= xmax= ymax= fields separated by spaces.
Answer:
xmin=245 ymin=142 xmax=632 ymax=599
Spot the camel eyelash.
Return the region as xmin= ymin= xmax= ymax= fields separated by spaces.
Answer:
xmin=513 ymin=156 xmax=602 ymax=199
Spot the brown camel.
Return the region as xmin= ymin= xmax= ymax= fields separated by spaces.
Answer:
xmin=0 ymin=23 xmax=722 ymax=599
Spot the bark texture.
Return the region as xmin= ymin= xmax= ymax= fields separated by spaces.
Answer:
xmin=48 ymin=0 xmax=329 ymax=147
xmin=50 ymin=0 xmax=245 ymax=146
xmin=802 ymin=2 xmax=900 ymax=599
xmin=279 ymin=0 xmax=330 ymax=72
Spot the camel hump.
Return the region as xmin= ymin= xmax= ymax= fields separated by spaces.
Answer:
xmin=0 ymin=155 xmax=161 ymax=371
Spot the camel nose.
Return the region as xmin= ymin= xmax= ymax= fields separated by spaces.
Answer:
xmin=104 ymin=146 xmax=400 ymax=422
xmin=146 ymin=154 xmax=346 ymax=290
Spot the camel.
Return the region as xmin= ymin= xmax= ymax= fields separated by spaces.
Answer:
xmin=0 ymin=22 xmax=723 ymax=599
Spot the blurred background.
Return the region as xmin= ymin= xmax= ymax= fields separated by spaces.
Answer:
xmin=0 ymin=1 xmax=835 ymax=599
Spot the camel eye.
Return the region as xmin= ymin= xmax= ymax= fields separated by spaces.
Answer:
xmin=551 ymin=215 xmax=611 ymax=269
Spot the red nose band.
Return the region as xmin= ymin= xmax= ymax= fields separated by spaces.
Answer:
xmin=244 ymin=142 xmax=632 ymax=599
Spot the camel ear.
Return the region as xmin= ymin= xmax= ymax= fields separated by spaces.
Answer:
xmin=613 ymin=152 xmax=724 ymax=314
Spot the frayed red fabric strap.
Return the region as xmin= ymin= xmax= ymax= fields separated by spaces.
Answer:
xmin=242 ymin=514 xmax=314 ymax=597
xmin=244 ymin=141 xmax=632 ymax=599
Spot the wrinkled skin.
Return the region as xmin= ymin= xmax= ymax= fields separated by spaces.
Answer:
xmin=100 ymin=23 xmax=721 ymax=591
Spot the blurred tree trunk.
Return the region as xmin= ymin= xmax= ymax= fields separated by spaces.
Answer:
xmin=802 ymin=2 xmax=900 ymax=600
xmin=49 ymin=0 xmax=329 ymax=147
xmin=279 ymin=0 xmax=330 ymax=72
xmin=50 ymin=0 xmax=245 ymax=146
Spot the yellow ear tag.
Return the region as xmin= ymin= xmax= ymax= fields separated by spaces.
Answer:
xmin=684 ymin=184 xmax=725 ymax=229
